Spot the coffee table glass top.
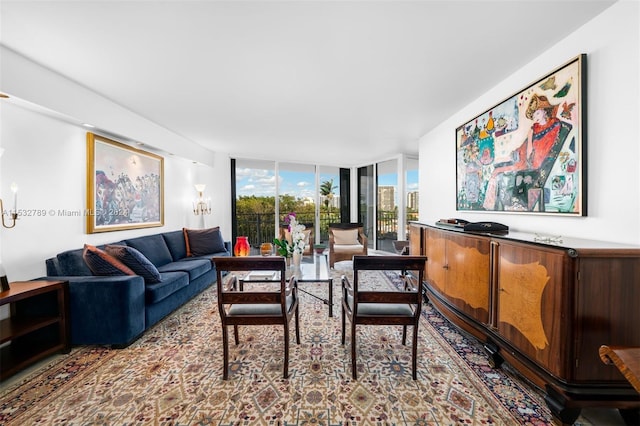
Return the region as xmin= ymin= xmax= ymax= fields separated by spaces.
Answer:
xmin=241 ymin=254 xmax=333 ymax=317
xmin=243 ymin=254 xmax=329 ymax=282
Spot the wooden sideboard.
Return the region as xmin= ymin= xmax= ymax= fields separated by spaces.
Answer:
xmin=409 ymin=222 xmax=640 ymax=424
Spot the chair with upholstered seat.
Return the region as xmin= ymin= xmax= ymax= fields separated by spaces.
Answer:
xmin=212 ymin=256 xmax=300 ymax=379
xmin=341 ymin=255 xmax=427 ymax=380
xmin=328 ymin=223 xmax=368 ymax=268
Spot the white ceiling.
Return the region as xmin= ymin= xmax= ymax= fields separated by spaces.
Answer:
xmin=1 ymin=0 xmax=615 ymax=166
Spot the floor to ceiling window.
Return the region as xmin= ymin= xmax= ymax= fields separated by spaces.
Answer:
xmin=376 ymin=159 xmax=398 ymax=253
xmin=357 ymin=155 xmax=419 ymax=252
xmin=232 ymin=158 xmax=276 ymax=250
xmin=233 ymin=159 xmax=348 ymax=251
xmin=318 ymin=166 xmax=341 ymax=241
xmin=357 ymin=165 xmax=375 ymax=249
xmin=405 ymin=156 xmax=419 ymax=239
xmin=277 ymin=162 xmax=316 ymax=238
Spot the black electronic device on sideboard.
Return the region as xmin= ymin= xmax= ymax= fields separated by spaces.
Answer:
xmin=436 ymin=218 xmax=509 ymax=234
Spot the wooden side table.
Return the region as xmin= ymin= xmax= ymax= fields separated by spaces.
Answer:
xmin=0 ymin=280 xmax=70 ymax=381
xmin=600 ymin=345 xmax=640 ymax=393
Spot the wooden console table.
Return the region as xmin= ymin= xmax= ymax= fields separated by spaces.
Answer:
xmin=0 ymin=280 xmax=70 ymax=381
xmin=600 ymin=345 xmax=640 ymax=393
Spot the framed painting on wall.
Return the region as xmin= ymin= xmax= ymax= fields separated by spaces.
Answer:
xmin=455 ymin=54 xmax=586 ymax=215
xmin=86 ymin=132 xmax=164 ymax=233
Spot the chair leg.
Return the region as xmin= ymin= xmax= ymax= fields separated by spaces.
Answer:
xmin=222 ymin=325 xmax=229 ymax=380
xmin=295 ymin=306 xmax=301 ymax=344
xmin=402 ymin=325 xmax=407 ymax=345
xmin=341 ymin=306 xmax=346 ymax=345
xmin=351 ymin=322 xmax=358 ymax=380
xmin=233 ymin=325 xmax=239 ymax=345
xmin=283 ymin=323 xmax=290 ymax=379
xmin=412 ymin=325 xmax=419 ymax=380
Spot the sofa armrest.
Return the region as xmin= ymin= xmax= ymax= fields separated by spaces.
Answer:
xmin=36 ymin=275 xmax=146 ymax=347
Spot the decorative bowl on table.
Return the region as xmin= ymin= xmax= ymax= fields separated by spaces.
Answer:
xmin=314 ymin=244 xmax=326 ymax=255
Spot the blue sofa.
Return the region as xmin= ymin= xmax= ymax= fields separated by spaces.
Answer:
xmin=43 ymin=229 xmax=230 ymax=347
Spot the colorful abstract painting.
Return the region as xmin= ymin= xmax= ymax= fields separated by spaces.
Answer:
xmin=456 ymin=54 xmax=586 ymax=215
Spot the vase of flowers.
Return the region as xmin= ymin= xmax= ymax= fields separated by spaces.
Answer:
xmin=273 ymin=213 xmax=306 ymax=266
xmin=292 ymin=251 xmax=302 ymax=268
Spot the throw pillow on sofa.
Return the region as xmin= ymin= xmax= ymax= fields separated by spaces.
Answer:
xmin=105 ymin=245 xmax=162 ymax=284
xmin=82 ymin=244 xmax=135 ymax=276
xmin=183 ymin=226 xmax=226 ymax=257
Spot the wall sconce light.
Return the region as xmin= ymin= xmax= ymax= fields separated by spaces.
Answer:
xmin=0 ymin=183 xmax=18 ymax=229
xmin=193 ymin=184 xmax=211 ymax=215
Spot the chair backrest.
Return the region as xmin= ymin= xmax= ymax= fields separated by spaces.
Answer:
xmin=329 ymin=222 xmax=364 ymax=231
xmin=351 ymin=255 xmax=427 ymax=307
xmin=280 ymin=224 xmax=313 ymax=245
xmin=329 ymin=223 xmax=366 ymax=244
xmin=212 ymin=256 xmax=290 ymax=311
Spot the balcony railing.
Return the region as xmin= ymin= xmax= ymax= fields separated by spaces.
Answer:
xmin=236 ymin=210 xmax=418 ymax=251
xmin=236 ymin=212 xmax=342 ymax=247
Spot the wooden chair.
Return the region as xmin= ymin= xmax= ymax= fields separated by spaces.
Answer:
xmin=341 ymin=255 xmax=427 ymax=380
xmin=328 ymin=223 xmax=368 ymax=268
xmin=212 ymin=256 xmax=300 ymax=379
xmin=279 ymin=223 xmax=313 ymax=256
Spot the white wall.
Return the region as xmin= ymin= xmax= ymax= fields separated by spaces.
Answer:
xmin=0 ymin=102 xmax=232 ymax=281
xmin=419 ymin=1 xmax=640 ymax=245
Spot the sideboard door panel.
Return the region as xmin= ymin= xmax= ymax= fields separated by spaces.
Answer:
xmin=446 ymin=233 xmax=490 ymax=324
xmin=496 ymin=241 xmax=570 ymax=378
xmin=574 ymin=256 xmax=640 ymax=382
xmin=424 ymin=227 xmax=447 ymax=295
xmin=424 ymin=227 xmax=490 ymax=324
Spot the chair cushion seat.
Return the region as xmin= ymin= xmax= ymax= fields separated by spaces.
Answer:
xmin=334 ymin=244 xmax=364 ymax=253
xmin=346 ymin=294 xmax=414 ymax=316
xmin=228 ymin=295 xmax=294 ymax=316
xmin=358 ymin=303 xmax=414 ymax=316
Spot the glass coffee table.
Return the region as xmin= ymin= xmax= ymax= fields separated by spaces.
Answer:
xmin=241 ymin=254 xmax=334 ymax=317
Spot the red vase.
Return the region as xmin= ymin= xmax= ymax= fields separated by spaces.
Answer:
xmin=234 ymin=236 xmax=250 ymax=256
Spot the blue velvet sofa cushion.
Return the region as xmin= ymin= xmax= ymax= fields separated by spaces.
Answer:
xmin=162 ymin=230 xmax=187 ymax=260
xmin=124 ymin=234 xmax=173 ymax=267
xmin=158 ymin=258 xmax=211 ymax=280
xmin=145 ymin=271 xmax=189 ymax=304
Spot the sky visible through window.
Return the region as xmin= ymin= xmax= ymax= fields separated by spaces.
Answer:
xmin=236 ymin=167 xmax=418 ymax=203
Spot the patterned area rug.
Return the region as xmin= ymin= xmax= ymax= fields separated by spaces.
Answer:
xmin=1 ymin=262 xmax=560 ymax=425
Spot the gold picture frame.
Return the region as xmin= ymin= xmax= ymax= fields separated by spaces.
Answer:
xmin=86 ymin=132 xmax=164 ymax=233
